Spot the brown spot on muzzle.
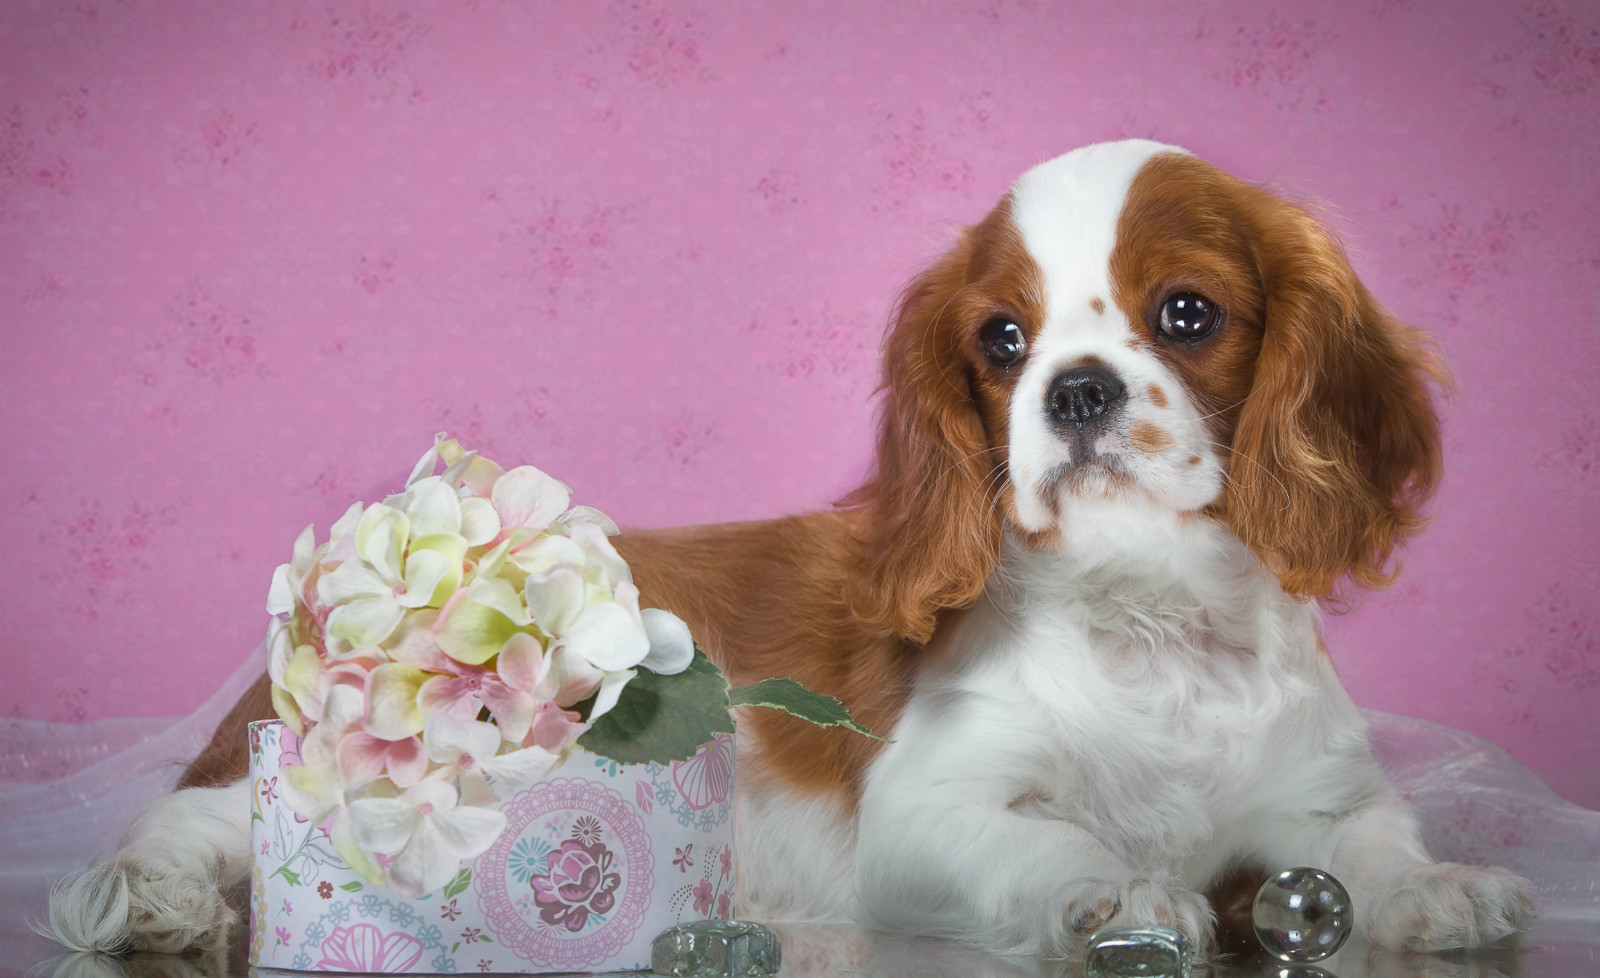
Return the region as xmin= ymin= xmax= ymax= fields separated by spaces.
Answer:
xmin=1129 ymin=419 xmax=1173 ymax=454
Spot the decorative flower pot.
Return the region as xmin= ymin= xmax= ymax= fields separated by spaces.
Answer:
xmin=248 ymin=720 xmax=736 ymax=974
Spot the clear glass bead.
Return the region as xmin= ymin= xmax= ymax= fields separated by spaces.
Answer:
xmin=651 ymin=919 xmax=782 ymax=977
xmin=1252 ymin=867 xmax=1352 ymax=963
xmin=1083 ymin=925 xmax=1192 ymax=978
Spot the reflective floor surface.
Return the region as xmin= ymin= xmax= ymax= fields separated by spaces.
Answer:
xmin=4 ymin=907 xmax=1595 ymax=978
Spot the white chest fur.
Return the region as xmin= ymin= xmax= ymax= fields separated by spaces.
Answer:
xmin=865 ymin=507 xmax=1366 ymax=886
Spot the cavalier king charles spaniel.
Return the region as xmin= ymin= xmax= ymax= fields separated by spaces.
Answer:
xmin=50 ymin=139 xmax=1533 ymax=959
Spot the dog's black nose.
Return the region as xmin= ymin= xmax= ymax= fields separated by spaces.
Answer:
xmin=1046 ymin=365 xmax=1125 ymax=428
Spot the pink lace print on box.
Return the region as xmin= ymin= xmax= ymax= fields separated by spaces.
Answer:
xmin=475 ymin=778 xmax=654 ymax=972
xmin=671 ymin=732 xmax=734 ymax=811
xmin=312 ymin=923 xmax=425 ymax=973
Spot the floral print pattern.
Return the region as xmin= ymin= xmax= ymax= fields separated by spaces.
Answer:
xmin=530 ymin=838 xmax=622 ymax=932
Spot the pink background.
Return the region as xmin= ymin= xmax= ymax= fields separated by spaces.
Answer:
xmin=2 ymin=1 xmax=1596 ymax=806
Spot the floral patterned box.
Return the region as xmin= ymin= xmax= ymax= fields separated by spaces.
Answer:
xmin=247 ymin=720 xmax=736 ymax=974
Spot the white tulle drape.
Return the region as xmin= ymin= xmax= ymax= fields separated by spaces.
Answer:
xmin=2 ymin=640 xmax=1596 ymax=972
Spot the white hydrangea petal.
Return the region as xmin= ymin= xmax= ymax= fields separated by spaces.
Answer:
xmin=588 ymin=668 xmax=637 ymax=721
xmin=289 ymin=523 xmax=317 ymax=575
xmin=406 ymin=479 xmax=462 ymax=539
xmin=347 ymin=796 xmax=423 ymax=855
xmin=354 ymin=504 xmax=410 ymax=584
xmin=267 ymin=564 xmax=295 ymax=616
xmin=563 ymin=600 xmax=651 ymax=672
xmin=570 ymin=522 xmax=632 ymax=589
xmin=327 ymin=596 xmax=405 ymax=649
xmin=398 ymin=549 xmax=452 ymax=610
xmin=267 ymin=619 xmax=294 ymax=686
xmin=467 ymin=577 xmax=532 ymax=627
xmin=283 ymin=762 xmax=343 ymax=825
xmin=537 ymin=644 xmax=604 ymax=706
xmin=477 ymin=747 xmax=560 ymax=799
xmin=509 ymin=534 xmax=586 ymax=576
xmin=439 ymin=440 xmax=507 ymax=497
xmin=317 ymin=559 xmax=392 ymax=606
xmin=326 ymin=501 xmax=365 ymax=563
xmin=423 ymin=713 xmax=503 ymax=768
xmin=552 ymin=505 xmax=621 ymax=537
xmin=321 ymin=684 xmax=368 ymax=737
xmin=638 ymin=608 xmax=695 ymax=676
xmin=524 ymin=564 xmax=584 ymax=637
xmin=458 ymin=497 xmax=500 ymax=547
xmin=431 ymin=805 xmax=507 ymax=861
xmin=407 ymin=433 xmax=447 ymax=486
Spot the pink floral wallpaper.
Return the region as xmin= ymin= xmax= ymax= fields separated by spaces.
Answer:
xmin=2 ymin=1 xmax=1596 ymax=806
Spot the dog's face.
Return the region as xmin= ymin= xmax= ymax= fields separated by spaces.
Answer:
xmin=849 ymin=140 xmax=1444 ymax=642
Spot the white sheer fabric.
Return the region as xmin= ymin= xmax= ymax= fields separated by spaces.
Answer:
xmin=2 ymin=641 xmax=1596 ymax=971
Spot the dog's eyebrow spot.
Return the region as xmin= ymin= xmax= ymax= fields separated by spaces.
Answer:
xmin=1089 ymin=297 xmax=1105 ymax=315
xmin=1188 ymin=454 xmax=1203 ymax=466
xmin=1145 ymin=384 xmax=1168 ymax=409
xmin=1130 ymin=420 xmax=1172 ymax=454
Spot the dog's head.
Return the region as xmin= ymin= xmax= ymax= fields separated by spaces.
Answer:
xmin=846 ymin=140 xmax=1444 ymax=643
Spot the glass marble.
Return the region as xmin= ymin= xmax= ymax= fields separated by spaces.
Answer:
xmin=1252 ymin=867 xmax=1353 ymax=963
xmin=1083 ymin=925 xmax=1192 ymax=978
xmin=651 ymin=919 xmax=782 ymax=977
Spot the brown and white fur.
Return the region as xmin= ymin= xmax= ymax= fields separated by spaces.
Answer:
xmin=48 ymin=140 xmax=1533 ymax=959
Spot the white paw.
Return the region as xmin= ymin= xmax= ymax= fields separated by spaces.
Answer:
xmin=1367 ymin=863 xmax=1535 ymax=952
xmin=1063 ymin=876 xmax=1214 ymax=951
xmin=121 ymin=856 xmax=237 ymax=954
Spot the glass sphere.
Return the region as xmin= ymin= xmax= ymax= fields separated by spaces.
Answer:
xmin=1251 ymin=867 xmax=1352 ymax=963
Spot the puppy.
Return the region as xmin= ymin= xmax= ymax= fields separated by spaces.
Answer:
xmin=48 ymin=139 xmax=1533 ymax=959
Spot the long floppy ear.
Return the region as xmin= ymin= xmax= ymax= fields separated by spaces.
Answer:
xmin=841 ymin=234 xmax=1005 ymax=643
xmin=1223 ymin=195 xmax=1446 ymax=604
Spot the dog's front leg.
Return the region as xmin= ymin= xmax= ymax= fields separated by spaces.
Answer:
xmin=1249 ymin=757 xmax=1535 ymax=953
xmin=854 ymin=729 xmax=1213 ymax=958
xmin=1324 ymin=791 xmax=1535 ymax=952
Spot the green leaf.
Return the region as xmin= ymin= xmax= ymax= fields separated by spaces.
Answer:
xmin=339 ymin=881 xmax=363 ymax=892
xmin=450 ymin=943 xmax=460 ymax=954
xmin=479 ymin=935 xmax=492 ymax=943
xmin=270 ymin=866 xmax=301 ymax=887
xmin=442 ymin=867 xmax=472 ymax=899
xmin=577 ymin=647 xmax=734 ymax=765
xmin=728 ymin=678 xmax=890 ymax=742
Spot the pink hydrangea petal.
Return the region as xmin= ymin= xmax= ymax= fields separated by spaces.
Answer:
xmin=417 ymin=674 xmax=480 ymax=723
xmin=495 ymin=632 xmax=546 ymax=694
xmin=478 ymin=680 xmax=535 ymax=744
xmin=526 ymin=700 xmax=588 ymax=754
xmin=385 ymin=736 xmax=428 ymax=788
xmin=491 ymin=465 xmax=570 ymax=531
xmin=337 ymin=732 xmax=393 ymax=783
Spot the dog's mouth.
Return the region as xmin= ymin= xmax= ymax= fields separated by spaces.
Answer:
xmin=1039 ymin=454 xmax=1135 ymax=504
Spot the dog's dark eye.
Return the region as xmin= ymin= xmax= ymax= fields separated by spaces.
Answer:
xmin=979 ymin=318 xmax=1026 ymax=367
xmin=1157 ymin=292 xmax=1222 ymax=341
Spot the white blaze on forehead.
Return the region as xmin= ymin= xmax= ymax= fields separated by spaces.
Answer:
xmin=1008 ymin=139 xmax=1188 ymax=328
xmin=1002 ymin=140 xmax=1210 ymax=535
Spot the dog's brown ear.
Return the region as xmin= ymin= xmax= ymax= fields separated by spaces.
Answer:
xmin=1222 ymin=194 xmax=1446 ymax=604
xmin=841 ymin=235 xmax=1004 ymax=643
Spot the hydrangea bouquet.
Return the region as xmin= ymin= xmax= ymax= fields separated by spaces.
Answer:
xmin=267 ymin=436 xmax=876 ymax=898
